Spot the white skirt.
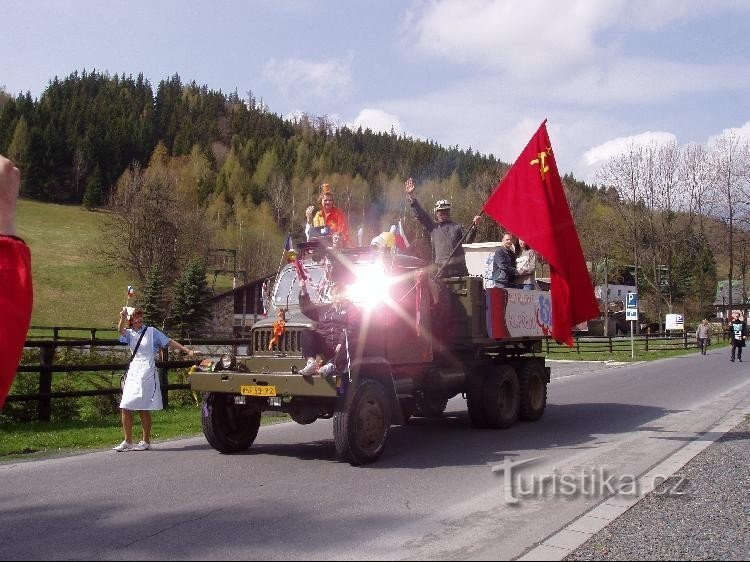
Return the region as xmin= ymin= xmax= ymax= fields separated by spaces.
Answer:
xmin=120 ymin=360 xmax=163 ymax=411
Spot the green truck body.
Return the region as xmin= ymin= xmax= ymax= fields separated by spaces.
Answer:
xmin=191 ymin=244 xmax=550 ymax=464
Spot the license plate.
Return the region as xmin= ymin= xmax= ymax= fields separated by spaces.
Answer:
xmin=240 ymin=385 xmax=277 ymax=397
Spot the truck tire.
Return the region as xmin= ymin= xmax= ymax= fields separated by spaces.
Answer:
xmin=482 ymin=365 xmax=520 ymax=429
xmin=201 ymin=392 xmax=262 ymax=453
xmin=334 ymin=378 xmax=392 ymax=465
xmin=414 ymin=393 xmax=449 ymax=418
xmin=516 ymin=361 xmax=547 ymax=422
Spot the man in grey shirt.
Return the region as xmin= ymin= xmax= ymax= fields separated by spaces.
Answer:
xmin=405 ymin=177 xmax=481 ymax=278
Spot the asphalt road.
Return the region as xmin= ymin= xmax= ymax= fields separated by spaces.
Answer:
xmin=1 ymin=347 xmax=749 ymax=561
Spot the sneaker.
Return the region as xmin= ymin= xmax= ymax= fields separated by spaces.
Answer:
xmin=298 ymin=359 xmax=319 ymax=377
xmin=133 ymin=440 xmax=151 ymax=451
xmin=318 ymin=362 xmax=338 ymax=378
xmin=113 ymin=440 xmax=134 ymax=452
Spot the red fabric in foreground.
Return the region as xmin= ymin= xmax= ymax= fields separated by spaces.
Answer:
xmin=0 ymin=237 xmax=33 ymax=408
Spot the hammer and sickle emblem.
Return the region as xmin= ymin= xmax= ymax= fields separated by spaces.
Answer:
xmin=530 ymin=147 xmax=553 ymax=180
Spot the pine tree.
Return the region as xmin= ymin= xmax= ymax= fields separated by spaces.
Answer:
xmin=141 ymin=264 xmax=169 ymax=329
xmin=170 ymin=258 xmax=211 ymax=338
xmin=83 ymin=165 xmax=103 ymax=209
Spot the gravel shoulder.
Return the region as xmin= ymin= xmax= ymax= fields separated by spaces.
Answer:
xmin=565 ymin=416 xmax=750 ymax=561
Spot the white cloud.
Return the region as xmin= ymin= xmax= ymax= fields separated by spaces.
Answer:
xmin=411 ymin=0 xmax=618 ymax=77
xmin=407 ymin=0 xmax=750 ymax=94
xmin=263 ymin=53 xmax=354 ymax=102
xmin=552 ymin=58 xmax=750 ymax=105
xmin=348 ymin=108 xmax=405 ymax=135
xmin=706 ymin=120 xmax=750 ymax=147
xmin=583 ymin=131 xmax=677 ymax=167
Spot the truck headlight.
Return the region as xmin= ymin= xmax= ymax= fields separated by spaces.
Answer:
xmin=346 ymin=263 xmax=391 ymax=308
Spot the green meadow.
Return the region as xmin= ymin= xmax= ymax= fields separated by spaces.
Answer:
xmin=17 ymin=199 xmax=128 ymax=329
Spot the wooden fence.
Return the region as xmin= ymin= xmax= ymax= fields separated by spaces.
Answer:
xmin=8 ymin=327 xmax=729 ymax=422
xmin=8 ymin=336 xmax=250 ymax=422
xmin=544 ymin=330 xmax=728 ymax=354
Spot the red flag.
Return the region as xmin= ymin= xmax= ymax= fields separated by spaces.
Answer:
xmin=482 ymin=120 xmax=598 ymax=346
xmin=0 ymin=238 xmax=33 ymax=408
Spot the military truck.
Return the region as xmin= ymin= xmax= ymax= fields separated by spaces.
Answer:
xmin=190 ymin=241 xmax=551 ymax=465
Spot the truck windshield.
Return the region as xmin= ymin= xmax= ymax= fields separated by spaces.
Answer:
xmin=272 ymin=265 xmax=325 ymax=306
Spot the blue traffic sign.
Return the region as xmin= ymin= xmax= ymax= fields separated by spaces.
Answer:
xmin=626 ymin=292 xmax=638 ymax=309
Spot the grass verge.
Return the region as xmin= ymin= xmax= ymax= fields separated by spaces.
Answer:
xmin=544 ymin=341 xmax=730 ymax=362
xmin=0 ymin=405 xmax=290 ymax=462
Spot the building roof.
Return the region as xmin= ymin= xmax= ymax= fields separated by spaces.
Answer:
xmin=207 ymin=273 xmax=275 ymax=303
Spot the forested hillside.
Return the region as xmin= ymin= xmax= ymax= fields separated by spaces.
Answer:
xmin=2 ymin=69 xmax=746 ymax=327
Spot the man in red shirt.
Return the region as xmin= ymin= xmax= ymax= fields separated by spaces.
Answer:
xmin=305 ymin=184 xmax=350 ymax=246
xmin=0 ymin=154 xmax=33 ymax=409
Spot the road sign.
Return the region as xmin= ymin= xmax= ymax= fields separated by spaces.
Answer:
xmin=665 ymin=314 xmax=684 ymax=330
xmin=626 ymin=292 xmax=638 ymax=309
xmin=626 ymin=309 xmax=638 ymax=321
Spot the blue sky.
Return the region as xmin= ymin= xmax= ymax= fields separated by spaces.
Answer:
xmin=3 ymin=0 xmax=750 ymax=183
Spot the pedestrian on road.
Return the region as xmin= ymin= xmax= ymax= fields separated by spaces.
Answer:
xmin=730 ymin=314 xmax=746 ymax=362
xmin=696 ymin=318 xmax=711 ymax=355
xmin=114 ymin=307 xmax=197 ymax=451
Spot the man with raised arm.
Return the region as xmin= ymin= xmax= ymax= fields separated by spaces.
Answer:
xmin=405 ymin=177 xmax=481 ymax=278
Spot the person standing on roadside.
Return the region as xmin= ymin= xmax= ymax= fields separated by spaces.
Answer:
xmin=730 ymin=314 xmax=746 ymax=362
xmin=696 ymin=318 xmax=711 ymax=356
xmin=114 ymin=307 xmax=197 ymax=451
xmin=0 ymin=155 xmax=33 ymax=410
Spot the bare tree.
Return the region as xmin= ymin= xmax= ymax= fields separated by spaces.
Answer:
xmin=709 ymin=132 xmax=750 ymax=317
xmin=267 ymin=174 xmax=291 ymax=229
xmin=103 ymin=163 xmax=210 ymax=284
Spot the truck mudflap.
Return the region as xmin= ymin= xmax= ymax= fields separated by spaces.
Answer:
xmin=190 ymin=370 xmax=340 ymax=398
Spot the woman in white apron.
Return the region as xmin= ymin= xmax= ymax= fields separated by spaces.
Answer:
xmin=113 ymin=307 xmax=196 ymax=451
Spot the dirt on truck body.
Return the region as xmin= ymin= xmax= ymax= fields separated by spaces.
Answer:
xmin=190 ymin=241 xmax=551 ymax=465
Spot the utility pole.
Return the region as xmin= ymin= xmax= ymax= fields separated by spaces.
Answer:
xmin=603 ymin=256 xmax=609 ymax=337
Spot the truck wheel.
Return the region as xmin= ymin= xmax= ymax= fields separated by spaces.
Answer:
xmin=517 ymin=362 xmax=547 ymax=422
xmin=482 ymin=365 xmax=520 ymax=429
xmin=414 ymin=393 xmax=449 ymax=418
xmin=201 ymin=392 xmax=262 ymax=453
xmin=334 ymin=379 xmax=392 ymax=465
